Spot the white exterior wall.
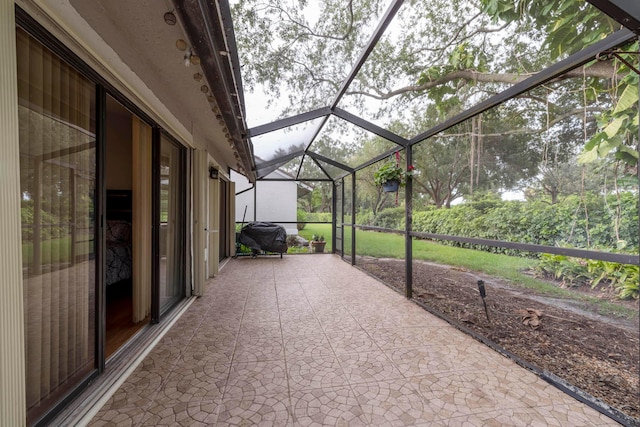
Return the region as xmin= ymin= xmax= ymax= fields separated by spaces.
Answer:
xmin=232 ymin=170 xmax=299 ymax=235
xmin=256 ymin=180 xmax=298 ymax=235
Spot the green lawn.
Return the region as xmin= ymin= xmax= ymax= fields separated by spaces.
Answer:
xmin=300 ymin=224 xmax=543 ymax=284
xmin=22 ymin=235 xmax=93 ymax=265
xmin=297 ymin=224 xmax=333 ymax=252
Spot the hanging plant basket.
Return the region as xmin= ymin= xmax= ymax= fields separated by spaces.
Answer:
xmin=381 ymin=179 xmax=400 ymax=193
xmin=373 ymin=156 xmax=414 ymax=193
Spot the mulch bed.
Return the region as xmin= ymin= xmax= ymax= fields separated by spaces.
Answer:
xmin=357 ymin=257 xmax=640 ymax=426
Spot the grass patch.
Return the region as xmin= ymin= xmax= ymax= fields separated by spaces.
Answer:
xmin=297 ymin=224 xmax=333 ymax=253
xmin=22 ymin=235 xmax=93 ymax=265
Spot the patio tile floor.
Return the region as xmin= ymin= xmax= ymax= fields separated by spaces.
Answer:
xmin=89 ymin=255 xmax=618 ymax=426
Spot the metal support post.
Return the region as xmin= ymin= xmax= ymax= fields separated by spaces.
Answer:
xmin=351 ymin=172 xmax=356 ymax=266
xmin=404 ymin=146 xmax=413 ymax=299
xmin=341 ymin=179 xmax=345 ymax=257
xmin=331 ymin=182 xmax=337 ymax=254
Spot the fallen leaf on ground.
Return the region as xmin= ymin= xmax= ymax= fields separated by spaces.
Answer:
xmin=517 ymin=308 xmax=543 ymax=329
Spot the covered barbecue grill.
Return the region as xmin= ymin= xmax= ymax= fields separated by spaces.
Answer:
xmin=236 ymin=222 xmax=288 ymax=258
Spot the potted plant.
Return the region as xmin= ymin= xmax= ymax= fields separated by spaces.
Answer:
xmin=310 ymin=234 xmax=326 ymax=253
xmin=374 ymin=160 xmax=414 ymax=192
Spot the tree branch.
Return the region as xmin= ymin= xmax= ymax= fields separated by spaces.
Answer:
xmin=411 ymin=15 xmax=511 ymax=65
xmin=347 ymin=61 xmax=621 ymax=101
xmin=262 ymin=0 xmax=355 ymax=42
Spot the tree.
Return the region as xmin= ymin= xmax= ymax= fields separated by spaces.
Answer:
xmin=232 ymin=0 xmax=638 ymax=201
xmin=413 ymin=133 xmax=470 ymax=208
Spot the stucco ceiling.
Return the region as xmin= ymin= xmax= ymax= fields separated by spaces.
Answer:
xmin=68 ymin=0 xmax=243 ymax=173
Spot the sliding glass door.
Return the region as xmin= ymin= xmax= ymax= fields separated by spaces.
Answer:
xmin=17 ymin=27 xmax=97 ymax=425
xmin=17 ymin=20 xmax=189 ymax=424
xmin=158 ymin=134 xmax=186 ymax=313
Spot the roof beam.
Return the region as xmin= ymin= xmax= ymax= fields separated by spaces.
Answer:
xmin=353 ymin=145 xmax=403 ymax=173
xmin=408 ymin=28 xmax=636 ymax=146
xmin=329 ymin=0 xmax=405 ymax=109
xmin=295 ymin=153 xmax=332 ymax=180
xmin=332 ymin=107 xmax=408 ymax=147
xmin=310 ymin=156 xmax=333 ymax=180
xmin=586 ymin=0 xmax=640 ymax=33
xmin=306 ymin=151 xmax=354 ymax=172
xmin=254 ymin=150 xmax=303 ymax=177
xmin=247 ymin=107 xmax=332 ymax=137
xmin=302 ymin=0 xmax=405 ymax=154
xmin=245 ymin=1 xmax=405 ymax=164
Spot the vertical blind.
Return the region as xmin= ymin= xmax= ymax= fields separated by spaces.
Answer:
xmin=132 ymin=116 xmax=152 ymax=323
xmin=17 ymin=27 xmax=96 ymax=423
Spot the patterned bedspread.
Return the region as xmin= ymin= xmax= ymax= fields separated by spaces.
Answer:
xmin=105 ymin=220 xmax=132 ymax=286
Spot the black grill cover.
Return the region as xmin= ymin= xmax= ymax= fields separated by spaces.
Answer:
xmin=238 ymin=222 xmax=288 ymax=254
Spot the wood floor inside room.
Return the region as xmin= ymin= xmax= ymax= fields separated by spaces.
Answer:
xmin=106 ymin=280 xmax=148 ymax=358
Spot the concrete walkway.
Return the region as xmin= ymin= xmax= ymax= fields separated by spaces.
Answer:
xmin=89 ymin=255 xmax=617 ymax=426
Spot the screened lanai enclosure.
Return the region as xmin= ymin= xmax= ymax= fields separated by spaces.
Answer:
xmin=229 ymin=0 xmax=639 ymax=424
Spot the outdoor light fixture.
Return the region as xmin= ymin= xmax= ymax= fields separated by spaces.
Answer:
xmin=477 ymin=280 xmax=491 ymax=323
xmin=175 ymin=39 xmax=188 ymax=51
xmin=164 ymin=11 xmax=177 ymax=25
xmin=209 ymin=167 xmax=219 ymax=179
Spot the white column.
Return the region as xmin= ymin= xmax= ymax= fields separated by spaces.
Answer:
xmin=229 ymin=181 xmax=236 ymax=257
xmin=208 ymin=172 xmax=220 ymax=277
xmin=192 ymin=149 xmax=207 ymax=295
xmin=0 ymin=1 xmax=27 ymax=425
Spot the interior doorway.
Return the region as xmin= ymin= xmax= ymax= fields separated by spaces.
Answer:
xmin=104 ymin=95 xmax=152 ymax=357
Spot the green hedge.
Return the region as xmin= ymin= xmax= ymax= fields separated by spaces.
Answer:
xmin=366 ymin=192 xmax=638 ymax=255
xmin=305 ymin=212 xmax=333 ymax=222
xmin=372 ymin=207 xmax=405 ymax=229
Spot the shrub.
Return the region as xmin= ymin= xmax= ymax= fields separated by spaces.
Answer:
xmin=411 ymin=192 xmax=638 ymax=255
xmin=357 ymin=210 xmax=375 ymax=226
xmin=536 ymin=253 xmax=639 ymax=300
xmin=373 ymin=207 xmax=405 ymax=229
xmin=535 ymin=253 xmax=591 ymax=287
xmin=297 ymin=209 xmax=307 ymax=230
xmin=305 ymin=212 xmax=332 ymax=222
xmin=587 ymin=259 xmax=639 ymax=300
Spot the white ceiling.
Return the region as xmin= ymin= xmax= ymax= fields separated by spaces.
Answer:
xmin=68 ymin=0 xmax=240 ymax=171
